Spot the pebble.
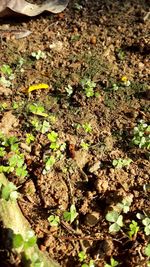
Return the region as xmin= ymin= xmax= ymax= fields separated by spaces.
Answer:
xmin=84 ymin=211 xmax=100 ymax=227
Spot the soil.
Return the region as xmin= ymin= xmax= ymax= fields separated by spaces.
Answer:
xmin=0 ymin=0 xmax=150 ymax=266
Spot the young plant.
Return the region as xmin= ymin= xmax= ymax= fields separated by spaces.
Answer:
xmin=136 ymin=213 xmax=150 ymax=236
xmin=80 ymin=78 xmax=96 ymax=97
xmin=63 ymin=204 xmax=78 ymax=224
xmin=145 ymin=244 xmax=150 ymax=267
xmin=0 ymin=64 xmax=14 ymax=87
xmin=104 ymin=257 xmax=119 ymax=267
xmin=47 ymin=131 xmax=60 ymax=151
xmin=31 ymin=118 xmax=50 ymax=134
xmin=0 ymin=147 xmax=6 ymax=157
xmin=145 ymin=244 xmax=150 ymax=257
xmin=43 ymin=155 xmax=56 ymax=174
xmin=48 ymin=215 xmax=60 ymax=227
xmin=65 ymin=84 xmax=73 ymax=96
xmin=105 ymin=210 xmax=123 ymax=233
xmin=78 ymin=251 xmax=87 ymax=262
xmin=28 ymin=103 xmax=48 ymax=117
xmin=13 ymin=230 xmax=37 ymax=250
xmin=1 ymin=64 xmax=12 ymax=76
xmin=82 ymin=123 xmax=92 ymax=133
xmin=47 ymin=131 xmax=58 ymax=143
xmin=132 ymin=120 xmax=150 ymax=150
xmin=112 ymin=158 xmax=132 ymax=169
xmin=80 ymin=141 xmax=89 ymax=150
xmin=0 ymin=181 xmax=18 ymax=201
xmin=142 ymin=217 xmax=150 ymax=236
xmin=116 ymin=195 xmax=133 ymax=214
xmin=8 ymin=154 xmax=28 ymax=179
xmin=128 ymin=220 xmax=139 ymax=240
xmin=31 ymin=50 xmax=46 ymax=60
xmin=26 ymin=133 xmax=35 ymax=145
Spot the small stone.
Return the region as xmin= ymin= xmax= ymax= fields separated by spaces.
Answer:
xmin=138 ymin=62 xmax=144 ymax=69
xmin=89 ymin=161 xmax=101 ymax=173
xmin=90 ymin=36 xmax=97 ymax=44
xmin=84 ymin=211 xmax=100 ymax=227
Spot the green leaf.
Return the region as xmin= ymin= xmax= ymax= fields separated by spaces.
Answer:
xmin=128 ymin=220 xmax=139 ymax=239
xmin=15 ymin=166 xmax=28 ymax=178
xmin=116 ymin=215 xmax=123 ymax=227
xmin=45 ymin=156 xmax=55 ymax=171
xmin=47 ymin=131 xmax=58 ymax=143
xmin=145 ymin=244 xmax=150 ymax=257
xmin=13 ymin=234 xmax=24 ymax=248
xmin=63 ymin=204 xmax=78 ymax=223
xmin=41 ymin=121 xmax=50 ymax=134
xmin=78 ymin=251 xmax=87 ymax=262
xmin=142 ymin=218 xmax=150 ymax=226
xmin=109 ymin=223 xmax=120 ymax=233
xmin=1 ymin=64 xmax=12 ymax=76
xmin=24 ymin=235 xmax=37 ymax=249
xmin=48 ymin=215 xmax=60 ymax=226
xmin=1 ymin=182 xmax=17 ymax=201
xmin=106 ymin=211 xmax=120 ymax=223
xmin=50 ymin=142 xmax=60 ymax=151
xmin=0 ymin=147 xmax=6 ymax=157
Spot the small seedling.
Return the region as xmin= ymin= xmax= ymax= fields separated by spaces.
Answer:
xmin=63 ymin=204 xmax=78 ymax=224
xmin=116 ymin=195 xmax=133 ymax=214
xmin=0 ymin=134 xmax=19 ymax=152
xmin=47 ymin=131 xmax=58 ymax=143
xmin=82 ymin=123 xmax=92 ymax=133
xmin=128 ymin=220 xmax=139 ymax=239
xmin=28 ymin=103 xmax=48 ymax=117
xmin=111 ymin=83 xmax=119 ymax=91
xmin=1 ymin=64 xmax=12 ymax=76
xmin=0 ymin=181 xmax=18 ymax=201
xmin=0 ymin=64 xmax=14 ymax=87
xmin=116 ymin=49 xmax=126 ymax=60
xmin=0 ymin=147 xmax=6 ymax=157
xmin=13 ymin=230 xmax=37 ymax=250
xmin=48 ymin=131 xmax=60 ymax=150
xmin=80 ymin=141 xmax=89 ymax=150
xmin=112 ymin=158 xmax=132 ymax=169
xmin=132 ymin=120 xmax=150 ymax=150
xmin=65 ymin=84 xmax=73 ymax=96
xmin=136 ymin=213 xmax=150 ymax=236
xmin=142 ymin=217 xmax=150 ymax=236
xmin=78 ymin=251 xmax=87 ymax=262
xmin=37 ymin=120 xmax=50 ymax=134
xmin=80 ymin=78 xmax=96 ymax=97
xmin=105 ymin=210 xmax=123 ymax=233
xmin=145 ymin=244 xmax=150 ymax=257
xmin=43 ymin=155 xmax=56 ymax=174
xmin=104 ymin=257 xmax=119 ymax=267
xmin=48 ymin=215 xmax=60 ymax=227
xmin=26 ymin=133 xmax=35 ymax=145
xmin=31 ymin=50 xmax=46 ymax=60
xmin=74 ymin=3 xmax=83 ymax=10
xmin=0 ymin=76 xmax=12 ymax=87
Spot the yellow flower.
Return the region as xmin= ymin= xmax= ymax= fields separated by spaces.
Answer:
xmin=121 ymin=76 xmax=128 ymax=82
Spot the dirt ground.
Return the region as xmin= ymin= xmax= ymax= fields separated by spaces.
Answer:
xmin=0 ymin=0 xmax=150 ymax=266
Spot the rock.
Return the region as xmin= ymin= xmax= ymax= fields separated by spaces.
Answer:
xmin=0 ymin=0 xmax=69 ymax=17
xmin=84 ymin=211 xmax=100 ymax=227
xmin=89 ymin=161 xmax=101 ymax=173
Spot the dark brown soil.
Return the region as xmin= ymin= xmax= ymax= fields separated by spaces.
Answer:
xmin=0 ymin=0 xmax=150 ymax=266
